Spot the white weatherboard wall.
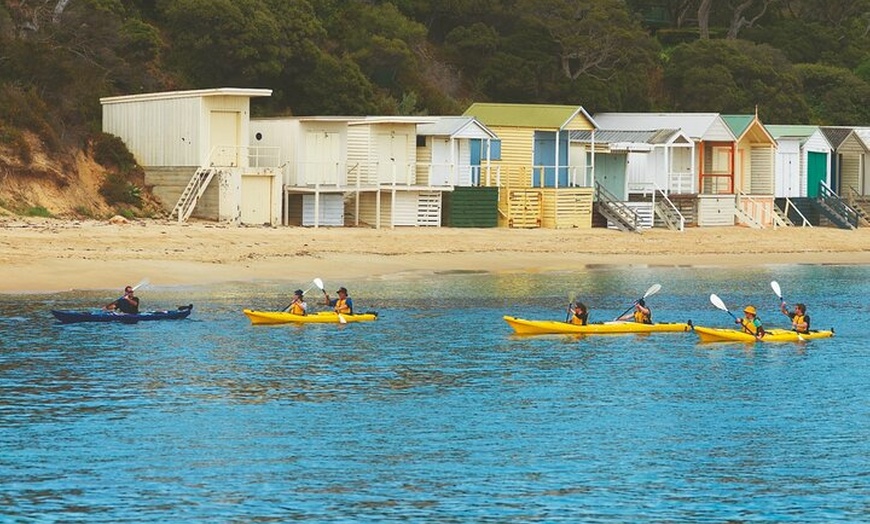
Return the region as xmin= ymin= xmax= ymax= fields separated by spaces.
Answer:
xmin=251 ymin=118 xmax=350 ymax=187
xmin=302 ymin=194 xmax=344 ymax=226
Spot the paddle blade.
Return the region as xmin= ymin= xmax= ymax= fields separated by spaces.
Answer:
xmin=313 ymin=277 xmax=324 ymax=291
xmin=770 ymin=280 xmax=782 ymax=300
xmin=710 ymin=293 xmax=729 ymax=312
xmin=132 ymin=278 xmax=150 ymax=291
xmin=644 ymin=283 xmax=662 ymax=299
xmin=338 ymin=313 xmax=347 ymax=324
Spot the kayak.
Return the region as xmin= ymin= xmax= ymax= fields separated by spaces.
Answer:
xmin=503 ymin=315 xmax=692 ymax=335
xmin=243 ymin=309 xmax=378 ymax=325
xmin=693 ymin=325 xmax=834 ymax=343
xmin=52 ymin=304 xmax=193 ymax=324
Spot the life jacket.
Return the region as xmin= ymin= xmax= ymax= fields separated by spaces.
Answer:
xmin=740 ymin=317 xmax=762 ymax=335
xmin=289 ymin=301 xmax=306 ymax=315
xmin=570 ymin=311 xmax=587 ymax=325
xmin=793 ymin=313 xmax=809 ymax=333
xmin=633 ymin=309 xmax=652 ymax=324
xmin=334 ymin=298 xmax=351 ymax=314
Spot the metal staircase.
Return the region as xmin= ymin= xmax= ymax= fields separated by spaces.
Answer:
xmin=653 ymin=189 xmax=685 ymax=231
xmin=845 ymin=186 xmax=870 ymax=227
xmin=814 ymin=182 xmax=858 ymax=229
xmin=169 ymin=167 xmax=218 ymax=223
xmin=595 ymin=182 xmax=640 ymax=233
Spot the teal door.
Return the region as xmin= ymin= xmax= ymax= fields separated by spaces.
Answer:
xmin=807 ymin=151 xmax=827 ymax=198
xmin=593 ymin=153 xmax=627 ymax=200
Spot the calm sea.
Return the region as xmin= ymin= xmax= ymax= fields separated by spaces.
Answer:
xmin=1 ymin=264 xmax=868 ymax=522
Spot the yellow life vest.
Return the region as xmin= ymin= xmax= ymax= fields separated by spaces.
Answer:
xmin=334 ymin=298 xmax=351 ymax=314
xmin=289 ymin=301 xmax=306 ymax=315
xmin=792 ymin=313 xmax=808 ymax=333
xmin=633 ymin=309 xmax=652 ymax=324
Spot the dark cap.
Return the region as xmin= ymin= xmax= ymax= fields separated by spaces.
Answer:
xmin=294 ymin=289 xmax=304 ymax=296
xmin=638 ymin=299 xmax=645 ymax=307
xmin=337 ymin=287 xmax=348 ymax=294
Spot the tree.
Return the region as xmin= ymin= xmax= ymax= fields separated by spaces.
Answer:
xmin=796 ymin=63 xmax=870 ymax=124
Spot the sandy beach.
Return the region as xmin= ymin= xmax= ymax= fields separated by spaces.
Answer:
xmin=2 ymin=217 xmax=870 ymax=293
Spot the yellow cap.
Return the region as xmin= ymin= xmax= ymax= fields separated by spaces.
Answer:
xmin=744 ymin=305 xmax=757 ymax=315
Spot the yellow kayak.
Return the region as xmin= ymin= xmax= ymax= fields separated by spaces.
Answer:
xmin=243 ymin=309 xmax=378 ymax=325
xmin=693 ymin=326 xmax=834 ymax=343
xmin=503 ymin=315 xmax=692 ymax=336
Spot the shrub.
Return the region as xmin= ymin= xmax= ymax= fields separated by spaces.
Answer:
xmin=100 ymin=173 xmax=142 ymax=206
xmin=25 ymin=206 xmax=53 ymax=217
xmin=92 ymin=133 xmax=138 ymax=175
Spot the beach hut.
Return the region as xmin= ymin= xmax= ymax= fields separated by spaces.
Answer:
xmin=415 ymin=116 xmax=500 ymax=227
xmin=100 ymin=88 xmax=279 ymax=225
xmin=250 ymin=116 xmax=352 ymax=227
xmin=594 ymin=113 xmax=738 ymax=227
xmin=722 ymin=114 xmax=778 ymax=227
xmin=346 ymin=116 xmax=446 ymax=228
xmin=765 ymin=124 xmax=833 ymax=226
xmin=462 ymin=103 xmax=597 ymax=229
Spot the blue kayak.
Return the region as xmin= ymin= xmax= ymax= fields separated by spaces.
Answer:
xmin=51 ymin=304 xmax=193 ymax=324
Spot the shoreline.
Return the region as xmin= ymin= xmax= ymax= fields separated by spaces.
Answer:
xmin=2 ymin=217 xmax=870 ymax=294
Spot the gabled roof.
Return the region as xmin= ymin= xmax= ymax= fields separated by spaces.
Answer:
xmin=722 ymin=114 xmax=775 ymax=144
xmin=819 ymin=126 xmax=855 ymax=149
xmin=463 ymin=103 xmax=597 ymax=130
xmin=593 ymin=112 xmax=736 ymax=141
xmin=348 ymin=116 xmax=438 ymax=126
xmin=101 ymin=87 xmax=272 ymax=104
xmin=416 ymin=116 xmax=497 ymax=139
xmin=852 ymin=129 xmax=870 ymax=151
xmin=765 ymin=124 xmax=821 ymax=140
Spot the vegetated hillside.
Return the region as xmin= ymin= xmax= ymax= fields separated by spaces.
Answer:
xmin=1 ymin=0 xmax=869 ymax=218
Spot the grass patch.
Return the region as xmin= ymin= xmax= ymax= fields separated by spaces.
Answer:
xmin=25 ymin=206 xmax=53 ymax=217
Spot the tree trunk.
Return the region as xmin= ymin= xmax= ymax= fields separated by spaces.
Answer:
xmin=698 ymin=0 xmax=713 ymax=39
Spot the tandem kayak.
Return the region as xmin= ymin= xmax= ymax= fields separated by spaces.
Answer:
xmin=243 ymin=309 xmax=378 ymax=325
xmin=51 ymin=304 xmax=193 ymax=324
xmin=503 ymin=315 xmax=692 ymax=336
xmin=693 ymin=326 xmax=834 ymax=343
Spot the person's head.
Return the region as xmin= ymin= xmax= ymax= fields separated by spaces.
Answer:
xmin=637 ymin=299 xmax=646 ymax=308
xmin=743 ymin=305 xmax=757 ymax=317
xmin=337 ymin=287 xmax=348 ymax=296
xmin=574 ymin=302 xmax=587 ymax=313
xmin=124 ymin=286 xmax=133 ymax=294
xmin=294 ymin=289 xmax=304 ymax=298
xmin=794 ymin=303 xmax=806 ymax=314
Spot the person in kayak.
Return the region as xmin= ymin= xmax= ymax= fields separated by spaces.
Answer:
xmin=324 ymin=286 xmax=353 ymax=315
xmin=568 ymin=302 xmax=588 ymax=325
xmin=736 ymin=305 xmax=764 ymax=339
xmin=617 ymin=299 xmax=652 ymax=324
xmin=105 ymin=285 xmax=140 ymax=314
xmin=780 ymin=302 xmax=810 ymax=333
xmin=284 ymin=289 xmax=307 ymax=315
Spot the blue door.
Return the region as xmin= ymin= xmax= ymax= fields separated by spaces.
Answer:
xmin=592 ymin=153 xmax=627 ymax=200
xmin=533 ymin=131 xmax=569 ymax=187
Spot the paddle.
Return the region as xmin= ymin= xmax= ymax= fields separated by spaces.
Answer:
xmin=613 ymin=283 xmax=662 ymax=321
xmin=565 ymin=291 xmax=576 ymax=323
xmin=320 ymin=280 xmax=347 ymax=324
xmin=771 ymin=280 xmax=804 ymax=340
xmin=709 ymin=293 xmax=738 ymax=322
xmin=282 ymin=278 xmax=324 ymax=312
xmin=105 ymin=278 xmax=149 ymax=309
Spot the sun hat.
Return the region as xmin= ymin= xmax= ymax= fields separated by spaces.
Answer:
xmin=744 ymin=305 xmax=757 ymax=315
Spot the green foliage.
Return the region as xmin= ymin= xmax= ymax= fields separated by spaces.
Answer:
xmin=795 ymin=63 xmax=870 ymax=125
xmin=25 ymin=206 xmax=53 ymax=218
xmin=100 ymin=173 xmax=142 ymax=207
xmin=92 ymin=133 xmax=138 ymax=175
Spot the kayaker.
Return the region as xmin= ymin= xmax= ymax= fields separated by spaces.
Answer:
xmin=617 ymin=299 xmax=652 ymax=324
xmin=569 ymin=302 xmax=588 ymax=325
xmin=736 ymin=305 xmax=764 ymax=339
xmin=105 ymin=285 xmax=140 ymax=314
xmin=284 ymin=289 xmax=307 ymax=315
xmin=325 ymin=286 xmax=353 ymax=315
xmin=780 ymin=301 xmax=810 ymax=333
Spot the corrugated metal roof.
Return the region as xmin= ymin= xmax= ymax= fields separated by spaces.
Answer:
xmin=569 ymin=129 xmax=683 ymax=145
xmin=464 ymin=103 xmax=596 ymax=129
xmin=416 ymin=116 xmax=497 ymax=139
xmin=765 ymin=124 xmax=820 ymax=140
xmin=593 ymin=112 xmax=731 ymax=140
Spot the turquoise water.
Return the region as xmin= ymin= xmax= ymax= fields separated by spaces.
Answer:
xmin=1 ymin=265 xmax=868 ymax=522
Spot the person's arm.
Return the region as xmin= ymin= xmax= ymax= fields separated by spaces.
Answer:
xmin=780 ymin=302 xmax=789 ymax=317
xmin=345 ymin=297 xmax=353 ymax=314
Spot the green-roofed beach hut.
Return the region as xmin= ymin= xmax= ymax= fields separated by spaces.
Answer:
xmin=722 ymin=114 xmax=777 ymax=227
xmin=462 ymin=103 xmax=598 ymax=229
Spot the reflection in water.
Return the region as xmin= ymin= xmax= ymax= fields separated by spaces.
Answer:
xmin=0 ymin=265 xmax=868 ymax=521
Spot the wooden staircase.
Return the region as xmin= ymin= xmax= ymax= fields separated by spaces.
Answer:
xmin=653 ymin=190 xmax=685 ymax=231
xmin=813 ymin=182 xmax=858 ymax=229
xmin=595 ymin=183 xmax=640 ymax=233
xmin=170 ymin=167 xmax=218 ymax=223
xmin=845 ymin=186 xmax=870 ymax=227
xmin=772 ymin=202 xmax=795 ymax=227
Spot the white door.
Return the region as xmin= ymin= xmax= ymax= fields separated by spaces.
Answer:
xmin=240 ymin=175 xmax=272 ymax=224
xmin=776 ymin=141 xmax=800 ymax=197
xmin=210 ymin=111 xmax=241 ymax=167
xmin=305 ymin=131 xmax=341 ymax=185
xmin=430 ymin=138 xmax=452 ymax=186
xmin=377 ymin=132 xmax=409 ymax=184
